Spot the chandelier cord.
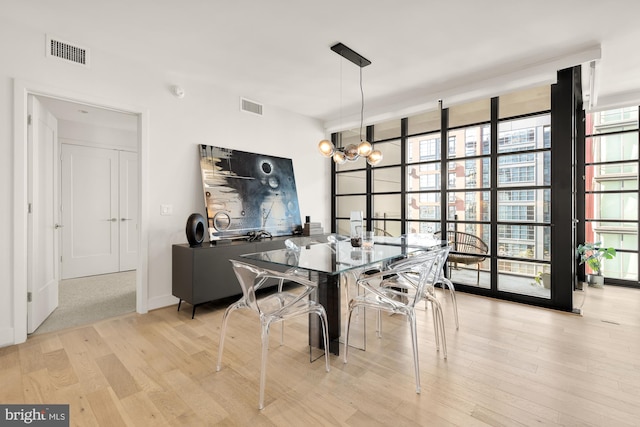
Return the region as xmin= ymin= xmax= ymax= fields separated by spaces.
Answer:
xmin=359 ymin=65 xmax=364 ymax=143
xmin=339 ymin=58 xmax=343 ymax=149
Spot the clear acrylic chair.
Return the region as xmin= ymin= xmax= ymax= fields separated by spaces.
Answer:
xmin=343 ymin=248 xmax=447 ymax=393
xmin=379 ymin=247 xmax=459 ymax=331
xmin=327 ymin=234 xmax=381 ymax=350
xmin=216 ymin=260 xmax=330 ymax=410
xmin=374 ymin=248 xmax=450 ymax=354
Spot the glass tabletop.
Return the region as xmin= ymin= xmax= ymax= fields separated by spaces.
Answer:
xmin=240 ymin=234 xmax=446 ymax=276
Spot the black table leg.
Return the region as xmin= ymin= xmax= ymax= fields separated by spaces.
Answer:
xmin=309 ymin=272 xmax=341 ymax=356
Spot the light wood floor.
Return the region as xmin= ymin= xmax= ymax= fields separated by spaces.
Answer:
xmin=1 ymin=285 xmax=639 ymax=426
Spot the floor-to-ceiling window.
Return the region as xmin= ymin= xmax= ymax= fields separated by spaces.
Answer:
xmin=406 ymin=109 xmax=442 ymax=236
xmin=370 ymin=120 xmax=403 ymax=236
xmin=335 ymin=129 xmax=368 ymax=236
xmin=331 ymin=70 xmax=579 ymax=310
xmin=445 ymin=99 xmax=492 ymax=289
xmin=495 ymin=92 xmax=552 ymax=298
xmin=584 ymin=106 xmax=639 ymax=286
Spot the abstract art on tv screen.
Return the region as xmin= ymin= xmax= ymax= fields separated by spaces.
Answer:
xmin=199 ymin=145 xmax=302 ymax=240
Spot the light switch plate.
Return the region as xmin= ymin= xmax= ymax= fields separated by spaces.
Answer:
xmin=160 ymin=204 xmax=173 ymax=216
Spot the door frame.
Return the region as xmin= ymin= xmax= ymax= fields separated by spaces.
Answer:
xmin=13 ymin=78 xmax=149 ymax=344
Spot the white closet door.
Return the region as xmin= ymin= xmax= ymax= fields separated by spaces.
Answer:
xmin=119 ymin=151 xmax=138 ymax=271
xmin=61 ymin=144 xmax=119 ymax=279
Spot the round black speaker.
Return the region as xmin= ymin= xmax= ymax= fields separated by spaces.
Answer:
xmin=186 ymin=213 xmax=206 ymax=247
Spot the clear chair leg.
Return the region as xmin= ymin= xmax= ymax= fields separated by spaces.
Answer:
xmin=430 ymin=301 xmax=440 ymax=351
xmin=258 ymin=323 xmax=271 ymax=410
xmin=318 ymin=310 xmax=331 ymax=372
xmin=216 ymin=304 xmax=237 ymax=371
xmin=278 ymin=279 xmax=285 ymax=344
xmin=440 ymin=311 xmax=447 ymax=359
xmin=432 ymin=300 xmax=447 ymax=359
xmin=447 ymin=283 xmax=459 ymax=330
xmin=343 ymin=307 xmax=354 ymax=364
xmin=408 ymin=312 xmax=421 ymax=394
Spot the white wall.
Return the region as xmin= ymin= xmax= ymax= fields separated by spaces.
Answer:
xmin=0 ymin=17 xmax=329 ymax=346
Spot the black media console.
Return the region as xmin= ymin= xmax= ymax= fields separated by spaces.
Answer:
xmin=172 ymin=237 xmax=289 ymax=318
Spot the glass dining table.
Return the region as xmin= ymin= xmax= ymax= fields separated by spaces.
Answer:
xmin=240 ymin=234 xmax=447 ymax=355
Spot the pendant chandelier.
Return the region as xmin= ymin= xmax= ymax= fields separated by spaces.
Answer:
xmin=318 ymin=43 xmax=383 ymax=166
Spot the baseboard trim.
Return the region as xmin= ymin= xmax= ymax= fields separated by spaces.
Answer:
xmin=147 ymin=294 xmax=179 ymax=311
xmin=0 ymin=327 xmax=16 ymax=348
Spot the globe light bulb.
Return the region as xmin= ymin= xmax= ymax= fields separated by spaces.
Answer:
xmin=344 ymin=144 xmax=360 ymax=161
xmin=318 ymin=139 xmax=335 ymax=157
xmin=366 ymin=150 xmax=383 ymax=166
xmin=357 ymin=140 xmax=372 ymax=157
xmin=333 ymin=150 xmax=347 ymax=164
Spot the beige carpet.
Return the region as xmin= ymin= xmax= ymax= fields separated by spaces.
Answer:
xmin=32 ymin=270 xmax=136 ymax=335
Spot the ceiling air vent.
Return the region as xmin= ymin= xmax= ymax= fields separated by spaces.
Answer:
xmin=46 ymin=35 xmax=90 ymax=68
xmin=240 ymin=98 xmax=263 ymax=116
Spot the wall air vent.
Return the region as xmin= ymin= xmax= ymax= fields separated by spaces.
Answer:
xmin=46 ymin=35 xmax=90 ymax=68
xmin=240 ymin=98 xmax=263 ymax=116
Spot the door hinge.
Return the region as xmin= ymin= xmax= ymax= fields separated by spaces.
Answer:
xmin=28 ymin=203 xmax=32 ymax=214
xmin=27 ymin=114 xmax=32 ymax=126
xmin=60 ymin=256 xmax=63 ymax=263
xmin=27 ymin=292 xmax=32 ymax=302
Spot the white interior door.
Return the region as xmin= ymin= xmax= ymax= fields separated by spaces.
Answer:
xmin=61 ymin=144 xmax=119 ymax=279
xmin=119 ymin=151 xmax=138 ymax=271
xmin=27 ymin=96 xmax=59 ymax=333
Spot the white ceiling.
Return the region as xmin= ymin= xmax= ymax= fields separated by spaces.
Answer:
xmin=36 ymin=96 xmax=138 ymax=132
xmin=5 ymin=0 xmax=640 ymax=129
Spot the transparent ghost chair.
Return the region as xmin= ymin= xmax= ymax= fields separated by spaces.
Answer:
xmin=377 ymin=248 xmax=450 ymax=355
xmin=275 ymin=236 xmax=329 ymax=342
xmin=377 ymin=246 xmax=459 ymax=332
xmin=327 ymin=233 xmax=382 ymax=350
xmin=216 ymin=260 xmax=330 ymax=410
xmin=343 ymin=247 xmax=448 ymax=393
xmin=280 ymin=234 xmax=370 ymax=346
xmin=326 ymin=233 xmax=371 ymax=292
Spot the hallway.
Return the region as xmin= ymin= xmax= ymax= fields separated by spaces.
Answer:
xmin=32 ymin=270 xmax=136 ymax=335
